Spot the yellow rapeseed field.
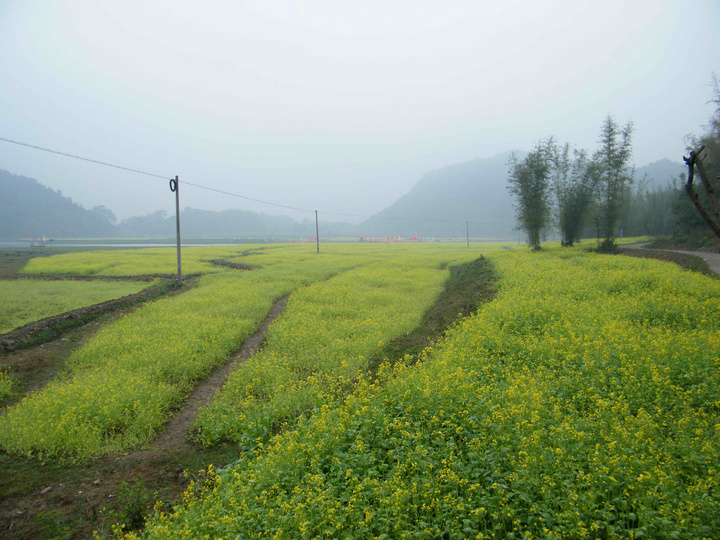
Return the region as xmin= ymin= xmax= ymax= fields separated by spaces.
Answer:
xmin=0 ymin=243 xmax=485 ymax=461
xmin=132 ymin=247 xmax=720 ymax=539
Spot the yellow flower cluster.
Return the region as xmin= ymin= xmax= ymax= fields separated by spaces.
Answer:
xmin=134 ymin=247 xmax=720 ymax=539
xmin=192 ymin=258 xmax=453 ymax=446
xmin=0 ymin=243 xmax=482 ymax=461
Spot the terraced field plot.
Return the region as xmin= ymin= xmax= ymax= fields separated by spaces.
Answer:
xmin=2 ymin=241 xmax=718 ymax=539
xmin=0 ymin=243 xmax=486 ymax=461
xmin=0 ymin=279 xmax=150 ymax=334
xmin=133 ymin=247 xmax=720 ymax=540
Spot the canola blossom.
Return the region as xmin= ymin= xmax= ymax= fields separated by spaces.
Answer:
xmin=0 ymin=251 xmax=361 ymax=460
xmin=134 ymin=248 xmax=720 ymax=539
xmin=19 ymin=246 xmax=249 ymax=276
xmin=192 ymin=257 xmax=453 ymax=446
xmin=0 ymin=243 xmax=482 ymax=461
xmin=0 ymin=279 xmax=150 ymax=334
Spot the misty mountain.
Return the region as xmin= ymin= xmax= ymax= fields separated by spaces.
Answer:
xmin=360 ymin=155 xmax=686 ymax=241
xmin=1 ymin=157 xmax=686 ymax=241
xmin=634 ymin=158 xmax=685 ymax=189
xmin=0 ymin=169 xmax=117 ymax=239
xmin=360 ymin=152 xmax=521 ymax=239
xmin=0 ymin=169 xmax=357 ymax=239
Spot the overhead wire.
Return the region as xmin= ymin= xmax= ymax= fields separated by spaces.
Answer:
xmin=0 ymin=135 xmax=485 ymax=225
xmin=0 ymin=136 xmax=169 ymax=180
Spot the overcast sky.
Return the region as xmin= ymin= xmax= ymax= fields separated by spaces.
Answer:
xmin=1 ymin=0 xmax=718 ymax=222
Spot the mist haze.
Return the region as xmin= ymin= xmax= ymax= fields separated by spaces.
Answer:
xmin=1 ymin=0 xmax=718 ymax=227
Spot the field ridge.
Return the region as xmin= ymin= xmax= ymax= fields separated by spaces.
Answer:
xmin=134 ymin=294 xmax=290 ymax=454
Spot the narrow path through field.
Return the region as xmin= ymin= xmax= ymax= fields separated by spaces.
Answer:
xmin=622 ymin=243 xmax=720 ymax=276
xmin=125 ymin=294 xmax=289 ymax=459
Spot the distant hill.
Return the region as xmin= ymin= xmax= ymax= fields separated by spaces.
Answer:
xmin=360 ymin=152 xmax=520 ymax=239
xmin=634 ymin=158 xmax=685 ymax=188
xmin=1 ymin=158 xmax=687 ymax=241
xmin=0 ymin=169 xmax=356 ymax=240
xmin=359 ymin=155 xmax=686 ymax=240
xmin=0 ymin=169 xmax=117 ymax=239
xmin=118 ymin=207 xmax=357 ymax=239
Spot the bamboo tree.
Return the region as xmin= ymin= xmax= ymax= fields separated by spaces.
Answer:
xmin=508 ymin=140 xmax=552 ymax=251
xmin=592 ymin=115 xmax=634 ymax=252
xmin=549 ymin=141 xmax=596 ymax=246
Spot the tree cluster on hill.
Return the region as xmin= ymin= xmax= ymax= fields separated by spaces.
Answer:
xmin=0 ymin=170 xmax=118 ymax=239
xmin=117 ymin=207 xmax=358 ymax=239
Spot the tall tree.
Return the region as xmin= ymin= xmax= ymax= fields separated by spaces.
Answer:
xmin=508 ymin=140 xmax=552 ymax=250
xmin=549 ymin=141 xmax=596 ymax=246
xmin=681 ymin=75 xmax=720 ymax=244
xmin=592 ymin=115 xmax=634 ymax=251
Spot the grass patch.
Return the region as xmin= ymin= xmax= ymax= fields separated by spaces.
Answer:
xmin=0 ymin=279 xmax=153 ymax=334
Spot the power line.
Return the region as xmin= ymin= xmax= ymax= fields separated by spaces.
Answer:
xmin=0 ymin=136 xmax=169 ymax=180
xmin=1 ymin=135 xmax=485 ymax=225
xmin=181 ymin=180 xmax=314 ymax=214
xmin=319 ymin=209 xmax=476 ymax=224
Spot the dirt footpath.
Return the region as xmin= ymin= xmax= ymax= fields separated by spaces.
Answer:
xmin=622 ymin=243 xmax=720 ymax=277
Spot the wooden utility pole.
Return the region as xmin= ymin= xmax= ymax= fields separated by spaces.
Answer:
xmin=315 ymin=210 xmax=320 ymax=254
xmin=466 ymin=221 xmax=469 ymax=247
xmin=170 ymin=176 xmax=183 ymax=285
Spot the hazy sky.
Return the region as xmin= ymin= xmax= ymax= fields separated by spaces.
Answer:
xmin=1 ymin=0 xmax=718 ymax=222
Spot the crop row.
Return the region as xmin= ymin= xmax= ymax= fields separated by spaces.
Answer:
xmin=191 ymin=257 xmax=454 ymax=447
xmin=0 ymin=243 xmax=481 ymax=461
xmin=19 ymin=245 xmax=255 ymax=276
xmin=0 ymin=279 xmax=150 ymax=334
xmin=134 ymin=248 xmax=720 ymax=539
xmin=0 ymin=253 xmax=361 ymax=460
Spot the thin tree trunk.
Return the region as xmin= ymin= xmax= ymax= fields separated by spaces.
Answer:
xmin=684 ymin=147 xmax=720 ymax=240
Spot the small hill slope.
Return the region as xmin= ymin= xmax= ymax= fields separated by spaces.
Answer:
xmin=360 ymin=152 xmax=519 ymax=239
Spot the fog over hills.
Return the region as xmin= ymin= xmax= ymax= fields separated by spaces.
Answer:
xmin=360 ymin=152 xmax=521 ymax=239
xmin=357 ymin=154 xmax=687 ymax=241
xmin=1 ymin=155 xmax=688 ymax=241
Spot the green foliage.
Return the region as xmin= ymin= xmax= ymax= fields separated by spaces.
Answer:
xmin=115 ymin=479 xmax=156 ymax=532
xmin=592 ymin=115 xmax=634 ymax=249
xmin=133 ymin=248 xmax=720 ymax=539
xmin=622 ymin=181 xmax=680 ymax=237
xmin=191 ymin=254 xmax=466 ymax=447
xmin=0 ymin=370 xmax=14 ymax=401
xmin=0 ymin=279 xmax=149 ymax=334
xmin=0 ymin=249 xmax=360 ymax=461
xmin=0 ymin=244 xmax=486 ymax=461
xmin=508 ymin=141 xmax=553 ymax=250
xmin=549 ymin=141 xmax=596 ymax=246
